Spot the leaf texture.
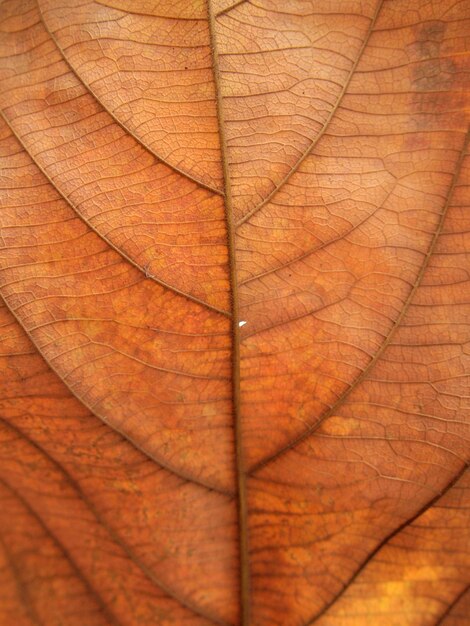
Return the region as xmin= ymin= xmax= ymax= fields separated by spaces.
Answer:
xmin=0 ymin=0 xmax=469 ymax=625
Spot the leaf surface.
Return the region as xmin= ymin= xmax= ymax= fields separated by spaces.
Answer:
xmin=0 ymin=1 xmax=469 ymax=625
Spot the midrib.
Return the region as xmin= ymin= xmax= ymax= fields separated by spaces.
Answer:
xmin=206 ymin=2 xmax=250 ymax=625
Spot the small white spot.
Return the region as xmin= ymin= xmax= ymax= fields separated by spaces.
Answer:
xmin=238 ymin=320 xmax=247 ymax=327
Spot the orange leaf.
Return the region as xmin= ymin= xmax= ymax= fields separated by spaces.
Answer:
xmin=0 ymin=1 xmax=469 ymax=625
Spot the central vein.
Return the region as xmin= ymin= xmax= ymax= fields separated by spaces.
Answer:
xmin=206 ymin=2 xmax=250 ymax=624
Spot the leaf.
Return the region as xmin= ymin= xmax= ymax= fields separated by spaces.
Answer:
xmin=0 ymin=1 xmax=469 ymax=625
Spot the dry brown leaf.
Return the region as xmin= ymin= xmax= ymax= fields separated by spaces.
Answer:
xmin=0 ymin=0 xmax=469 ymax=624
